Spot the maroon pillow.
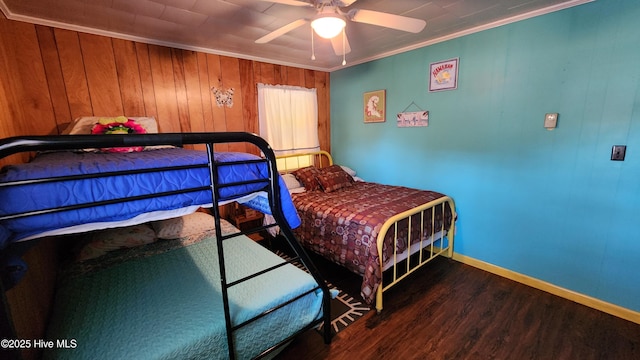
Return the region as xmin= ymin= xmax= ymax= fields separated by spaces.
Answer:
xmin=292 ymin=166 xmax=321 ymax=191
xmin=316 ymin=165 xmax=354 ymax=192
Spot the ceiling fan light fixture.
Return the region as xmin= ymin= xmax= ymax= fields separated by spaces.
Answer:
xmin=311 ymin=14 xmax=345 ymax=39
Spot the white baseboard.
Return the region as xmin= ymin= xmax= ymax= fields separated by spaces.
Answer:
xmin=452 ymin=253 xmax=640 ymax=325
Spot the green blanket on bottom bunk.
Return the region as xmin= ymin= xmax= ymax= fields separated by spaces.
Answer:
xmin=43 ymin=229 xmax=324 ymax=360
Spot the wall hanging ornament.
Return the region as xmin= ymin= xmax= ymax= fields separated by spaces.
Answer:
xmin=397 ymin=101 xmax=428 ymax=127
xmin=211 ymin=85 xmax=235 ymax=108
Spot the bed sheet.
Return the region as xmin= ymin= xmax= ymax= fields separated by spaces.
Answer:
xmin=44 ymin=221 xmax=324 ymax=360
xmin=0 ymin=148 xmax=300 ymax=247
xmin=291 ymin=181 xmax=453 ymax=304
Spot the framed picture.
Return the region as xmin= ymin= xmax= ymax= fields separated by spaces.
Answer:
xmin=429 ymin=58 xmax=459 ymax=92
xmin=363 ymin=89 xmax=386 ymax=123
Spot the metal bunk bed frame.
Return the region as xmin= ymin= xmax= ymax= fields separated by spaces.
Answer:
xmin=0 ymin=132 xmax=332 ymax=360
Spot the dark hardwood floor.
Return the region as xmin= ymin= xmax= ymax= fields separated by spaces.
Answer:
xmin=275 ymin=254 xmax=640 ymax=360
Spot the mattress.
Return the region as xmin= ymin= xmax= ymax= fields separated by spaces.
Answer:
xmin=0 ymin=148 xmax=300 ymax=247
xmin=44 ymin=223 xmax=324 ymax=360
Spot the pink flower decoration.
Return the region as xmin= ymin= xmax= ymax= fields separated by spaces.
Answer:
xmin=91 ymin=119 xmax=147 ymax=153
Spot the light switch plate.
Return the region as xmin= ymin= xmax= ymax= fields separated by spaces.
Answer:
xmin=544 ymin=113 xmax=558 ymax=129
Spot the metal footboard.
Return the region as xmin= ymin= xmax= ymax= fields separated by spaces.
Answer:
xmin=375 ymin=195 xmax=456 ymax=312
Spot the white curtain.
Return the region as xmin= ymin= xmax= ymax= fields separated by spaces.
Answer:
xmin=257 ymin=83 xmax=319 ymax=156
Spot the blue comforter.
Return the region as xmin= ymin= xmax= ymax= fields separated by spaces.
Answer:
xmin=0 ymin=148 xmax=300 ymax=248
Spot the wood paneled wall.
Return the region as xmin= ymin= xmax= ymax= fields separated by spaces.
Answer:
xmin=0 ymin=14 xmax=331 ymax=158
xmin=0 ymin=13 xmax=330 ymax=359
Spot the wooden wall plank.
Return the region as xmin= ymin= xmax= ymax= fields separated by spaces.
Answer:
xmin=148 ymin=45 xmax=180 ymax=133
xmin=197 ymin=52 xmax=215 ymax=133
xmin=252 ymin=62 xmax=261 ymax=86
xmin=0 ymin=61 xmax=20 ymax=143
xmin=206 ymin=54 xmax=226 ymax=132
xmin=134 ymin=43 xmax=158 ymax=120
xmin=287 ymin=66 xmax=304 ymax=87
xmin=239 ymin=59 xmax=260 ymax=155
xmin=181 ymin=49 xmax=205 ymax=150
xmin=170 ymin=49 xmax=191 ymax=133
xmin=79 ymin=33 xmax=123 ymax=116
xmin=55 ymin=29 xmax=92 ymax=119
xmin=220 ymin=56 xmax=245 ymax=152
xmin=112 ymin=39 xmax=145 ymax=117
xmin=183 ymin=51 xmax=205 ymax=133
xmin=239 ymin=59 xmax=257 ymax=134
xmin=5 ymin=21 xmax=55 ymax=135
xmin=259 ymin=62 xmax=276 ymax=85
xmin=304 ymin=68 xmax=315 ymax=89
xmin=0 ymin=15 xmax=28 ymax=164
xmin=206 ymin=53 xmax=229 ymax=152
xmin=36 ymin=26 xmax=72 ymax=133
xmin=189 ymin=52 xmax=210 ymax=152
xmin=274 ymin=64 xmax=284 ymax=84
xmin=316 ymin=72 xmax=330 ymax=153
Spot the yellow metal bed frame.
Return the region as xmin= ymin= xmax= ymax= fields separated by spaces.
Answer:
xmin=277 ymin=151 xmax=456 ymax=312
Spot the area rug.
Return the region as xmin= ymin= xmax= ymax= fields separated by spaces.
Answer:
xmin=275 ymin=250 xmax=370 ymax=334
xmin=319 ymin=281 xmax=371 ymax=334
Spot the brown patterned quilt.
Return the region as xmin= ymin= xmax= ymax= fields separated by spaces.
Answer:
xmin=291 ymin=181 xmax=453 ymax=304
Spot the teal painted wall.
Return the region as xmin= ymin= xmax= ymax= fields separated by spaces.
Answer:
xmin=330 ymin=0 xmax=640 ymax=312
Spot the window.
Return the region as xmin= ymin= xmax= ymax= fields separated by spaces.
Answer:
xmin=257 ymin=83 xmax=319 ymax=156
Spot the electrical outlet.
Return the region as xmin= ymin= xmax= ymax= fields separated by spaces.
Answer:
xmin=611 ymin=145 xmax=626 ymax=161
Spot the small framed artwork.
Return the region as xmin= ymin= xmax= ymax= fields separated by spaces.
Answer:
xmin=363 ymin=89 xmax=386 ymax=123
xmin=397 ymin=111 xmax=429 ymax=127
xmin=429 ymin=58 xmax=459 ymax=92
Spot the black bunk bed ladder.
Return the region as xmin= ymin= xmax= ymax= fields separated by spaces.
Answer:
xmin=201 ymin=136 xmax=332 ymax=360
xmin=204 ymin=143 xmax=236 ymax=360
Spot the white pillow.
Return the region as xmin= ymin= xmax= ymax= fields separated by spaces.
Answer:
xmin=151 ymin=212 xmax=216 ymax=239
xmin=62 ymin=116 xmax=159 ymax=135
xmin=340 ymin=165 xmax=357 ymax=177
xmin=281 ymin=173 xmax=303 ymax=190
xmin=76 ymin=224 xmax=157 ymax=261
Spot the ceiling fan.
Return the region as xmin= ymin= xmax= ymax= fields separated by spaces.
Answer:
xmin=255 ymin=0 xmax=427 ymax=62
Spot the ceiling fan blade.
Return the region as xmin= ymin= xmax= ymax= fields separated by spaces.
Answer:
xmin=255 ymin=19 xmax=309 ymax=44
xmin=331 ymin=33 xmax=351 ymax=55
xmin=348 ymin=9 xmax=426 ymax=33
xmin=255 ymin=0 xmax=313 ymax=7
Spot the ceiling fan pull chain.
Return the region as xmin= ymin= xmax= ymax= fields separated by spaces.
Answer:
xmin=342 ymin=28 xmax=346 ymax=65
xmin=311 ymin=26 xmax=316 ymax=60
